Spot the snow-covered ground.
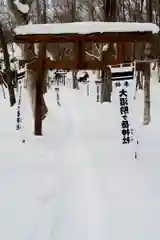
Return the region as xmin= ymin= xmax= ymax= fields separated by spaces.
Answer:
xmin=0 ymin=70 xmax=160 ymax=240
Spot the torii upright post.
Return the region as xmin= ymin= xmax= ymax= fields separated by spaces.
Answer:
xmin=34 ymin=45 xmax=46 ymax=135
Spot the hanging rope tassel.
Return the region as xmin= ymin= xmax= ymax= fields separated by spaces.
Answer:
xmin=133 ymin=62 xmax=140 ymax=160
xmin=55 ymin=87 xmax=61 ymax=106
xmin=95 ymin=81 xmax=102 ymax=102
xmin=97 ymin=85 xmax=100 ymax=102
xmin=16 ymin=80 xmax=22 ymax=130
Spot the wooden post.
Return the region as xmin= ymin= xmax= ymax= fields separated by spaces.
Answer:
xmin=34 ymin=59 xmax=43 ymax=135
xmin=0 ymin=22 xmax=16 ymax=106
xmin=34 ymin=45 xmax=46 ymax=135
xmin=75 ymin=40 xmax=85 ymax=69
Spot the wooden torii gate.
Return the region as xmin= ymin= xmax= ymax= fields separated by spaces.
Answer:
xmin=13 ymin=22 xmax=159 ymax=135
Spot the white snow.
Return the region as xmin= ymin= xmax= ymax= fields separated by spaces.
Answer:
xmin=14 ymin=0 xmax=29 ymax=14
xmin=0 ymin=68 xmax=160 ymax=240
xmin=14 ymin=21 xmax=159 ymax=35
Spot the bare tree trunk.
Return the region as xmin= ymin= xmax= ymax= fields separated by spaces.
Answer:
xmin=100 ymin=0 xmax=116 ymax=103
xmin=0 ymin=22 xmax=16 ymax=106
xmin=36 ymin=0 xmax=41 ymax=23
xmin=72 ymin=71 xmax=78 ymax=89
xmin=143 ymin=62 xmax=151 ymax=125
xmin=72 ymin=0 xmax=79 ymax=89
xmin=143 ymin=42 xmax=152 ymax=125
xmin=22 ymin=44 xmax=38 ymax=116
xmin=88 ymin=0 xmax=94 ymax=20
xmin=143 ymin=0 xmax=152 ymax=125
xmin=101 ymin=66 xmax=112 ymax=102
xmin=100 ymin=44 xmax=115 ymax=103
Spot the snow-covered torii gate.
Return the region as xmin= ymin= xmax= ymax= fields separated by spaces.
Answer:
xmin=13 ymin=22 xmax=159 ymax=135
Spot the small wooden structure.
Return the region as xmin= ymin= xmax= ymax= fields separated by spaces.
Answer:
xmin=13 ymin=22 xmax=159 ymax=135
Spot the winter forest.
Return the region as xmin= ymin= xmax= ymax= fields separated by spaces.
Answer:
xmin=0 ymin=1 xmax=160 ymax=240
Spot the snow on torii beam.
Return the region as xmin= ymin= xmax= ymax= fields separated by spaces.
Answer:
xmin=14 ymin=22 xmax=159 ymax=43
xmin=14 ymin=22 xmax=159 ymax=71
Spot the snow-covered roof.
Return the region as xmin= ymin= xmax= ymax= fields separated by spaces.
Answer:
xmin=14 ymin=22 xmax=159 ymax=36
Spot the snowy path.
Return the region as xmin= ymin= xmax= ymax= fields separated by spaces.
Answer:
xmin=44 ymin=88 xmax=109 ymax=240
xmin=1 ymin=80 xmax=160 ymax=240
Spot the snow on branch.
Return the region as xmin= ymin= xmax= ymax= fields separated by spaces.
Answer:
xmin=85 ymin=51 xmax=100 ymax=61
xmin=94 ymin=43 xmax=101 ymax=54
xmin=14 ymin=0 xmax=29 ymax=14
xmin=102 ymin=44 xmax=109 ymax=51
